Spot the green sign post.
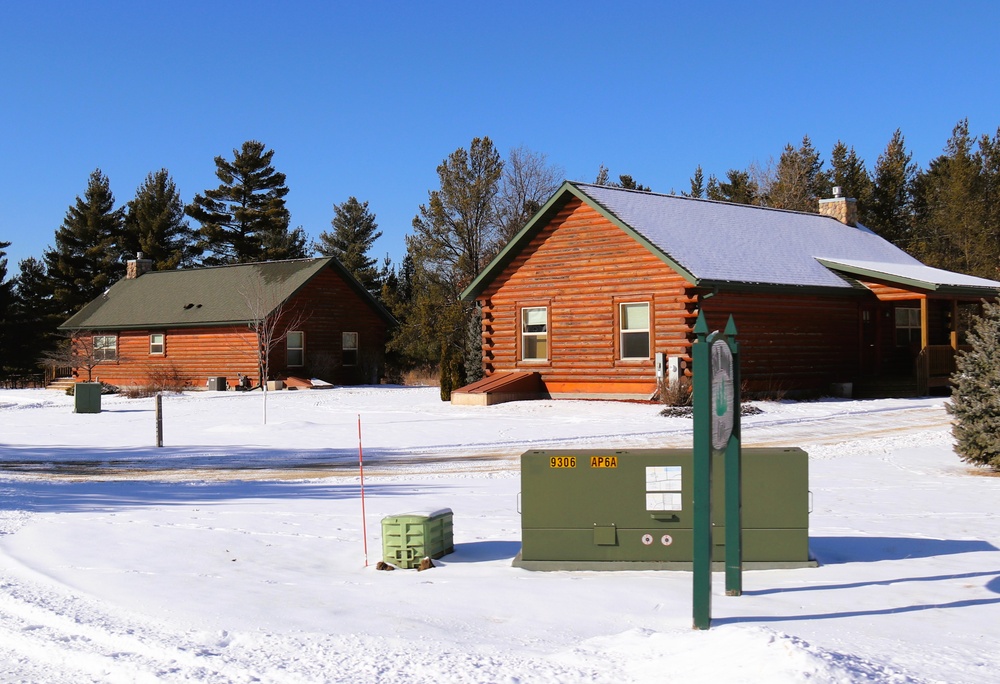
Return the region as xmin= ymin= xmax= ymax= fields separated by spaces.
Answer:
xmin=692 ymin=311 xmax=742 ymax=630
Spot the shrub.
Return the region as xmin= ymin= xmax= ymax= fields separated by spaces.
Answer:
xmin=948 ymin=299 xmax=1000 ymax=471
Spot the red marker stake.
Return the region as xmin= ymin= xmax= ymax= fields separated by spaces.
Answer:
xmin=358 ymin=414 xmax=369 ymax=567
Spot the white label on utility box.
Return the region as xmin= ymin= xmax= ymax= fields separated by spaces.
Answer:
xmin=646 ymin=492 xmax=683 ymax=511
xmin=646 ymin=466 xmax=682 ymax=511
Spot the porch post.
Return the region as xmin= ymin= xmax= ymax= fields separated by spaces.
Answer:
xmin=951 ymin=299 xmax=959 ymax=349
xmin=920 ymin=298 xmax=929 ymax=350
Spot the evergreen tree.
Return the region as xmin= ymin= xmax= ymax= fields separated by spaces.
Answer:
xmin=10 ymin=257 xmax=61 ymax=374
xmin=948 ymin=299 xmax=1000 ymax=471
xmin=868 ymin=129 xmax=916 ymax=248
xmin=767 ymin=136 xmax=831 ymax=212
xmin=314 ymin=197 xmax=383 ymax=294
xmin=123 ymin=169 xmax=199 ymax=270
xmin=911 ymin=120 xmax=993 ymax=277
xmin=706 ymin=169 xmax=758 ymax=205
xmin=404 ymin=136 xmax=504 ymax=392
xmin=593 ymin=166 xmax=651 ymax=191
xmin=186 ymin=140 xmax=303 ymax=265
xmin=0 ymin=241 xmax=13 ymax=374
xmin=829 ymin=141 xmax=873 ymax=220
xmin=685 ymin=165 xmax=705 ymax=198
xmin=43 ymin=169 xmax=126 ymax=317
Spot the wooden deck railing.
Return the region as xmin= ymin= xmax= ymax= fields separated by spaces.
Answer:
xmin=916 ymin=345 xmax=969 ymax=395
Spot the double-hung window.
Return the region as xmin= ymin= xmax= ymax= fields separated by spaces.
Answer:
xmin=149 ymin=333 xmax=165 ymax=355
xmin=521 ymin=307 xmax=548 ymax=361
xmin=93 ymin=335 xmax=117 ymax=361
xmin=342 ymin=332 xmax=358 ymax=366
xmin=620 ymin=302 xmax=650 ymax=359
xmin=287 ymin=331 xmax=305 ymax=367
xmin=895 ymin=307 xmax=920 ymax=346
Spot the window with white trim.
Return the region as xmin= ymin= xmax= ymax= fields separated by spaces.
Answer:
xmin=93 ymin=335 xmax=117 ymax=361
xmin=895 ymin=307 xmax=920 ymax=346
xmin=287 ymin=331 xmax=304 ymax=366
xmin=149 ymin=333 xmax=165 ymax=355
xmin=342 ymin=332 xmax=358 ymax=366
xmin=620 ymin=302 xmax=650 ymax=359
xmin=521 ymin=307 xmax=548 ymax=361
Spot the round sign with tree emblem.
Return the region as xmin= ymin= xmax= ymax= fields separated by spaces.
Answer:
xmin=710 ymin=338 xmax=734 ymax=450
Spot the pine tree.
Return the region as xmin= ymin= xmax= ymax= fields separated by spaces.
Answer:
xmin=911 ymin=120 xmax=992 ymax=276
xmin=767 ymin=136 xmax=831 ymax=212
xmin=186 ymin=140 xmax=303 ymax=265
xmin=706 ymin=169 xmax=758 ymax=205
xmin=0 ymin=241 xmax=13 ymax=373
xmin=868 ymin=129 xmax=916 ymax=248
xmin=685 ymin=166 xmax=705 ymax=198
xmin=405 ymin=136 xmax=504 ymax=391
xmin=314 ymin=197 xmax=383 ymax=294
xmin=123 ymin=169 xmax=199 ymax=270
xmin=43 ymin=169 xmax=126 ymax=317
xmin=829 ymin=141 xmax=873 ymax=220
xmin=10 ymin=257 xmax=62 ymax=374
xmin=948 ymin=299 xmax=1000 ymax=471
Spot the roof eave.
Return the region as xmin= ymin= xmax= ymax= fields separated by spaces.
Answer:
xmin=460 ymin=181 xmax=700 ymax=302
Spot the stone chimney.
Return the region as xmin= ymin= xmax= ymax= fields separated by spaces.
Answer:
xmin=818 ymin=186 xmax=858 ymax=227
xmin=126 ymin=252 xmax=153 ymax=279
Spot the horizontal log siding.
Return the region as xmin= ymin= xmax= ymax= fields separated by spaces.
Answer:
xmin=699 ymin=291 xmax=859 ymax=393
xmin=479 ymin=198 xmax=692 ymax=396
xmin=79 ymin=266 xmax=388 ymax=389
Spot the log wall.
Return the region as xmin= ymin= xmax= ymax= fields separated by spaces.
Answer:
xmin=78 ymin=265 xmax=388 ymax=389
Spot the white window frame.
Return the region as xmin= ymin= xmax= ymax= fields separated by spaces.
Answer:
xmin=286 ymin=331 xmax=305 ymax=367
xmin=620 ymin=302 xmax=651 ymax=360
xmin=149 ymin=333 xmax=165 ymax=355
xmin=93 ymin=335 xmax=117 ymax=361
xmin=342 ymin=332 xmax=358 ymax=366
xmin=520 ymin=306 xmax=548 ymax=361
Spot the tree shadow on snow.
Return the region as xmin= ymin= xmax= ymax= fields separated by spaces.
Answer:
xmin=809 ymin=535 xmax=998 ymax=564
xmin=0 ymin=479 xmax=450 ymax=516
xmin=718 ymin=573 xmax=1000 ymax=625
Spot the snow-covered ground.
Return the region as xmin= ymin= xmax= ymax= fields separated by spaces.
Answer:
xmin=0 ymin=386 xmax=997 ymax=683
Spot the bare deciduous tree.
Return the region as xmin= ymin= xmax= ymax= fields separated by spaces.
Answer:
xmin=236 ymin=274 xmax=310 ymax=424
xmin=41 ymin=330 xmax=120 ymax=383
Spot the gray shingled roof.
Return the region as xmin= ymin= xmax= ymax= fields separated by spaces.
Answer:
xmin=61 ymin=257 xmax=394 ymax=330
xmin=575 ymin=183 xmax=922 ymax=289
xmin=462 ymin=181 xmax=1000 ymax=300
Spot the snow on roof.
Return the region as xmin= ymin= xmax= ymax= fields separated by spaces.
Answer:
xmin=815 ymin=258 xmax=1000 ymax=291
xmin=575 ymin=183 xmax=923 ymax=289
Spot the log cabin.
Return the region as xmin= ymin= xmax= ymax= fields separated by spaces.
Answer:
xmin=455 ymin=181 xmax=1000 ymax=404
xmin=59 ymin=256 xmax=395 ymax=390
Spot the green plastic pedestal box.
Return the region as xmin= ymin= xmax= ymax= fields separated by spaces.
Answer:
xmin=516 ymin=447 xmax=813 ymax=570
xmin=73 ymin=382 xmax=102 ymax=414
xmin=381 ymin=508 xmax=454 ymax=569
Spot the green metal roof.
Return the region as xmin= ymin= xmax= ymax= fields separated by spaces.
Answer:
xmin=61 ymin=257 xmax=396 ymax=330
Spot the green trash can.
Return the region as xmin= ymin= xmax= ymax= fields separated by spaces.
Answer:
xmin=74 ymin=382 xmax=102 ymax=414
xmin=381 ymin=508 xmax=454 ymax=569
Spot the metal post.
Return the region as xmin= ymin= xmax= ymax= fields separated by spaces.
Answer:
xmin=723 ymin=316 xmax=742 ymax=596
xmin=155 ymin=393 xmax=163 ymax=448
xmin=692 ymin=311 xmax=712 ymax=630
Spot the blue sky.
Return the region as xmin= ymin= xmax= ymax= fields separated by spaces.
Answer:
xmin=2 ymin=1 xmax=999 ymax=274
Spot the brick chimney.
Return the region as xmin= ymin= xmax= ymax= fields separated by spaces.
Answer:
xmin=818 ymin=186 xmax=858 ymax=227
xmin=126 ymin=252 xmax=153 ymax=279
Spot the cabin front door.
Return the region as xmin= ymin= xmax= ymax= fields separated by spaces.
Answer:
xmin=859 ymin=305 xmax=878 ymax=376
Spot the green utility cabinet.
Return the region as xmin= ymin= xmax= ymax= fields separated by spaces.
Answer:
xmin=517 ymin=448 xmax=811 ymax=568
xmin=381 ymin=508 xmax=454 ymax=569
xmin=73 ymin=382 xmax=102 ymax=414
